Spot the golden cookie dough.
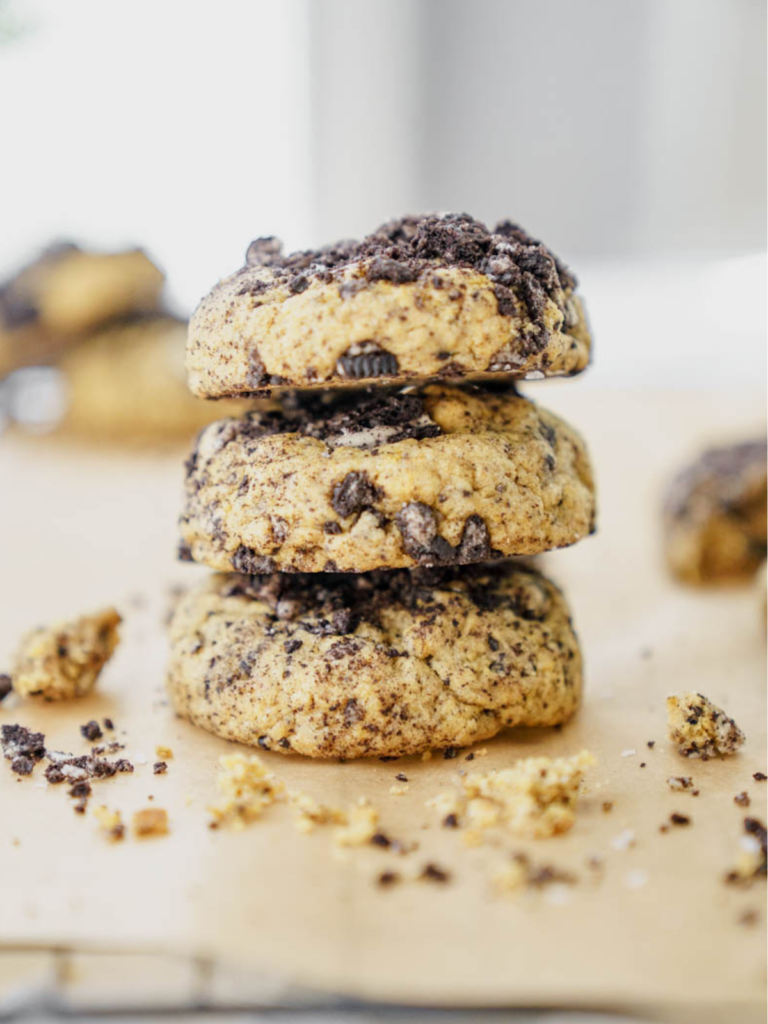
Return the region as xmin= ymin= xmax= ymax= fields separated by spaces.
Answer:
xmin=179 ymin=383 xmax=596 ymax=574
xmin=0 ymin=243 xmax=164 ymax=376
xmin=187 ymin=214 xmax=591 ymax=397
xmin=166 ymin=562 xmax=583 ymax=760
xmin=11 ymin=607 xmax=121 ymax=701
xmin=58 ymin=316 xmax=253 ymax=444
xmin=664 ymin=440 xmax=767 ymax=584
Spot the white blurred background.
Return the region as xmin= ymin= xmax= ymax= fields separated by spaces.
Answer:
xmin=0 ymin=0 xmax=765 ymax=389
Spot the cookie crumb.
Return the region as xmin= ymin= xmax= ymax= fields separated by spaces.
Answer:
xmin=0 ymin=675 xmax=12 ymax=702
xmin=667 ymin=776 xmax=694 ymax=792
xmin=753 ymin=772 xmax=767 ymax=782
xmin=133 ymin=807 xmax=169 ymax=837
xmin=725 ymin=818 xmax=767 ymax=884
xmin=670 ymin=812 xmax=691 ymax=826
xmin=94 ymin=805 xmax=124 ymax=842
xmin=155 ymin=745 xmax=173 ymax=760
xmin=288 ymin=791 xmax=346 ymax=833
xmin=80 ymin=720 xmax=102 ymax=742
xmin=377 ymin=871 xmax=400 ymax=887
xmin=427 ymin=750 xmax=595 ymax=840
xmin=420 ymin=862 xmax=450 ymax=883
xmin=1 ymin=724 xmax=46 ymax=765
xmin=738 ymin=908 xmax=760 ymax=926
xmin=601 ymin=800 xmax=614 ymax=813
xmin=11 ymin=607 xmax=121 ymax=701
xmin=611 ymin=829 xmax=636 ymax=851
xmin=153 ymin=761 xmax=168 ymax=775
xmin=395 ymin=772 xmax=408 ymax=782
xmin=646 ymin=740 xmax=655 ymax=749
xmin=666 ymin=692 xmax=745 ymax=758
xmin=208 ymin=754 xmax=283 ymax=830
xmin=103 ymin=718 xmax=114 ymax=730
xmin=734 ymin=792 xmax=751 ymax=807
xmin=334 ymin=799 xmax=379 ymax=847
xmin=495 ymin=854 xmax=576 ymax=895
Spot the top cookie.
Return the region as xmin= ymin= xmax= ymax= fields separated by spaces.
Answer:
xmin=187 ymin=213 xmax=591 ymax=397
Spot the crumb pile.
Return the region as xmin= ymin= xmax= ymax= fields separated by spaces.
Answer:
xmin=169 ymin=213 xmax=597 ymax=759
xmin=428 ymin=750 xmax=596 ymax=842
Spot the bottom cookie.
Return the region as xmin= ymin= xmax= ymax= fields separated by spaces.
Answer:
xmin=167 ymin=562 xmax=582 ymax=759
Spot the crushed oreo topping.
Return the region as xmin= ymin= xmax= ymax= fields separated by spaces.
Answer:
xmin=237 ymin=214 xmax=577 ymax=350
xmin=219 ymin=561 xmax=549 ymax=635
xmin=189 ymin=389 xmax=443 ymax=468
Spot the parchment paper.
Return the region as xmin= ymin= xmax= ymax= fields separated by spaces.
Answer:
xmin=0 ymin=385 xmax=765 ymax=1020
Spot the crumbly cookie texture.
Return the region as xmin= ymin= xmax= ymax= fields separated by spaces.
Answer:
xmin=0 ymin=243 xmax=164 ymax=375
xmin=166 ymin=562 xmax=583 ymax=759
xmin=11 ymin=607 xmax=121 ymax=701
xmin=428 ymin=750 xmax=595 ymax=841
xmin=666 ymin=693 xmax=745 ymax=759
xmin=187 ymin=213 xmax=591 ymax=397
xmin=664 ymin=440 xmax=767 ymax=584
xmin=208 ymin=754 xmax=284 ymax=829
xmin=58 ymin=316 xmax=253 ymax=443
xmin=179 ymin=383 xmax=595 ymax=574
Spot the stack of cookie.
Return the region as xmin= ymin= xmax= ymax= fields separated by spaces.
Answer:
xmin=169 ymin=214 xmax=596 ymax=759
xmin=0 ymin=242 xmax=249 ymax=442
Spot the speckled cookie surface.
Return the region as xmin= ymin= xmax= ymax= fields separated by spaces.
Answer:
xmin=166 ymin=562 xmax=583 ymax=759
xmin=0 ymin=243 xmax=164 ymax=376
xmin=664 ymin=440 xmax=767 ymax=584
xmin=186 ymin=214 xmax=591 ymax=397
xmin=59 ymin=316 xmax=253 ymax=444
xmin=179 ymin=383 xmax=596 ymax=574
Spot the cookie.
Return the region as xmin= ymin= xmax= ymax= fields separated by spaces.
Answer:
xmin=58 ymin=316 xmax=253 ymax=444
xmin=0 ymin=243 xmax=164 ymax=376
xmin=186 ymin=213 xmax=591 ymax=397
xmin=664 ymin=440 xmax=767 ymax=584
xmin=166 ymin=562 xmax=583 ymax=759
xmin=179 ymin=383 xmax=595 ymax=573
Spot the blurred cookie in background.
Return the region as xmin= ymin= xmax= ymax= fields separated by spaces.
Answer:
xmin=56 ymin=315 xmax=253 ymax=445
xmin=0 ymin=242 xmax=164 ymax=377
xmin=664 ymin=439 xmax=767 ymax=585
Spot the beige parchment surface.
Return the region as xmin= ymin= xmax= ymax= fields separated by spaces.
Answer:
xmin=0 ymin=385 xmax=765 ymax=1020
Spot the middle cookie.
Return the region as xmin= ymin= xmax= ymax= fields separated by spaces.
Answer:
xmin=179 ymin=383 xmax=596 ymax=574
